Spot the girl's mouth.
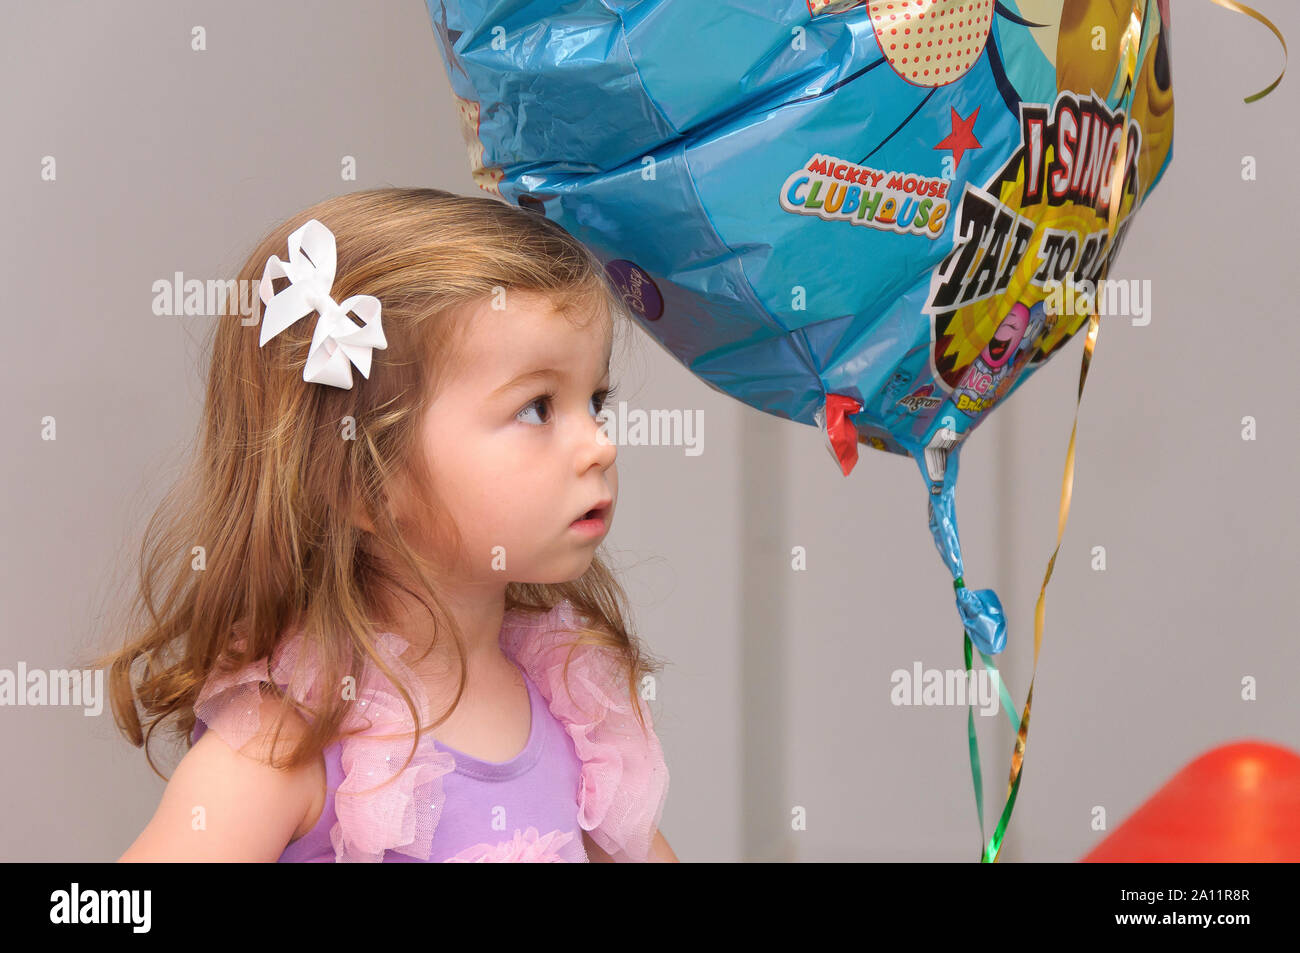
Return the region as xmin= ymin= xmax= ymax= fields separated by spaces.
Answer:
xmin=570 ymin=501 xmax=611 ymax=536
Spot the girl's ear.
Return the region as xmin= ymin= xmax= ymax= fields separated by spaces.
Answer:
xmin=351 ymin=504 xmax=376 ymax=535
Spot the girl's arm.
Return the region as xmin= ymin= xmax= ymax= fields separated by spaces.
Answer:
xmin=117 ymin=697 xmax=323 ymax=862
xmin=647 ymin=829 xmax=679 ymax=862
xmin=582 ymin=828 xmax=678 ymax=863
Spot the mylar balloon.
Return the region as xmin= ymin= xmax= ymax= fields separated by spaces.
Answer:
xmin=427 ymin=0 xmax=1175 ymax=655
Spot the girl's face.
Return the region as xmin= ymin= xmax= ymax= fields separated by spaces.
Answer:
xmin=418 ymin=290 xmax=617 ymax=585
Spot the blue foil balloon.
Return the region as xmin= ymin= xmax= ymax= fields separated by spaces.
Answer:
xmin=427 ymin=0 xmax=1174 ymax=654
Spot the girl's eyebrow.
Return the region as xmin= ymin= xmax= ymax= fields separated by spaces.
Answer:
xmin=491 ymin=368 xmax=561 ymax=399
xmin=489 ymin=361 xmax=612 ymax=399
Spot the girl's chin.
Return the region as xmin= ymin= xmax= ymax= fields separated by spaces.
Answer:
xmin=497 ymin=560 xmax=597 ymax=588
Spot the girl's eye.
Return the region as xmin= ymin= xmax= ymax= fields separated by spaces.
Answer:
xmin=516 ymin=384 xmax=619 ymax=426
xmin=590 ymin=383 xmax=619 ymax=417
xmin=516 ymin=392 xmax=554 ymax=426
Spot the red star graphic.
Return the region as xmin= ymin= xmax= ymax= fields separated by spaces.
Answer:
xmin=934 ymin=107 xmax=982 ymax=168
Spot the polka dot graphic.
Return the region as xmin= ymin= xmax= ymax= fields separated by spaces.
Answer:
xmin=453 ymin=94 xmax=504 ymax=197
xmin=806 ymin=0 xmax=867 ymax=14
xmin=868 ymin=0 xmax=994 ymax=88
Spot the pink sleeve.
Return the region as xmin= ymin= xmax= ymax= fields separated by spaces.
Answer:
xmin=191 ymin=645 xmax=274 ymax=751
xmin=190 ymin=627 xmax=317 ymax=750
xmin=190 ymin=628 xmax=455 ymax=863
xmin=502 ymin=601 xmax=670 ymax=863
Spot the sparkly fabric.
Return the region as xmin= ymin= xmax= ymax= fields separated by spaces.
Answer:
xmin=190 ymin=600 xmax=668 ymax=862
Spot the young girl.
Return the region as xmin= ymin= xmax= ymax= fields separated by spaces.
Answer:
xmin=102 ymin=187 xmax=676 ymax=863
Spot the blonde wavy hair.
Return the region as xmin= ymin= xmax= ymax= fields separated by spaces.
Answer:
xmin=90 ymin=186 xmax=663 ymax=782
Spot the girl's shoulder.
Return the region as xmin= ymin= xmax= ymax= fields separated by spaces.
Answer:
xmin=191 ymin=624 xmax=449 ymax=862
xmin=191 ymin=625 xmax=328 ymax=752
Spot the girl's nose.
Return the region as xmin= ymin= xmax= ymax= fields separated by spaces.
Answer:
xmin=583 ymin=412 xmax=617 ymax=470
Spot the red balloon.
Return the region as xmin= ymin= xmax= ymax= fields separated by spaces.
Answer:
xmin=1082 ymin=741 xmax=1300 ymax=862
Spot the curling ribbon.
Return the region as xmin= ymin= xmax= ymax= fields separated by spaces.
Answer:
xmin=968 ymin=0 xmax=1150 ymax=864
xmin=1208 ymin=0 xmax=1288 ymax=103
xmin=966 ymin=0 xmax=1286 ymax=863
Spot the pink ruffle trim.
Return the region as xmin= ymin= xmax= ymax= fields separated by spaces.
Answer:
xmin=501 ymin=600 xmax=669 ymax=863
xmin=191 ymin=599 xmax=668 ymax=863
xmin=192 ymin=625 xmax=454 ymax=863
xmin=444 ymin=826 xmax=576 ymax=863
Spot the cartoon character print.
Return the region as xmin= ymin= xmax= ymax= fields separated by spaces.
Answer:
xmin=950 ymin=300 xmax=1047 ymax=416
xmin=926 ymin=0 xmax=1168 ymax=398
xmin=1056 ymin=0 xmax=1173 ymax=238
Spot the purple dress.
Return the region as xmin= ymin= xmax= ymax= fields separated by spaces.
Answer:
xmin=194 ymin=661 xmax=588 ymax=862
xmin=188 ymin=600 xmax=668 ymax=862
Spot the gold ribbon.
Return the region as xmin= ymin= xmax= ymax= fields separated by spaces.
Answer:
xmin=985 ymin=0 xmax=1148 ymax=864
xmin=1209 ymin=0 xmax=1288 ymax=102
xmin=983 ymin=0 xmax=1286 ymax=862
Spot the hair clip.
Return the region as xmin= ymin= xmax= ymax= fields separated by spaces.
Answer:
xmin=257 ymin=218 xmax=387 ymax=389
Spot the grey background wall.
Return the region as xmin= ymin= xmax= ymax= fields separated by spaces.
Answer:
xmin=2 ymin=1 xmax=1295 ymax=862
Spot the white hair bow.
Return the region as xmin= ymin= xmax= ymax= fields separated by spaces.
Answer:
xmin=257 ymin=218 xmax=387 ymax=389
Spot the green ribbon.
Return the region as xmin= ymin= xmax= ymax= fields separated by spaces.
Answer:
xmin=965 ymin=632 xmax=1025 ymax=863
xmin=955 ymin=575 xmax=1023 ymax=861
xmin=959 ymin=0 xmax=1287 ymax=864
